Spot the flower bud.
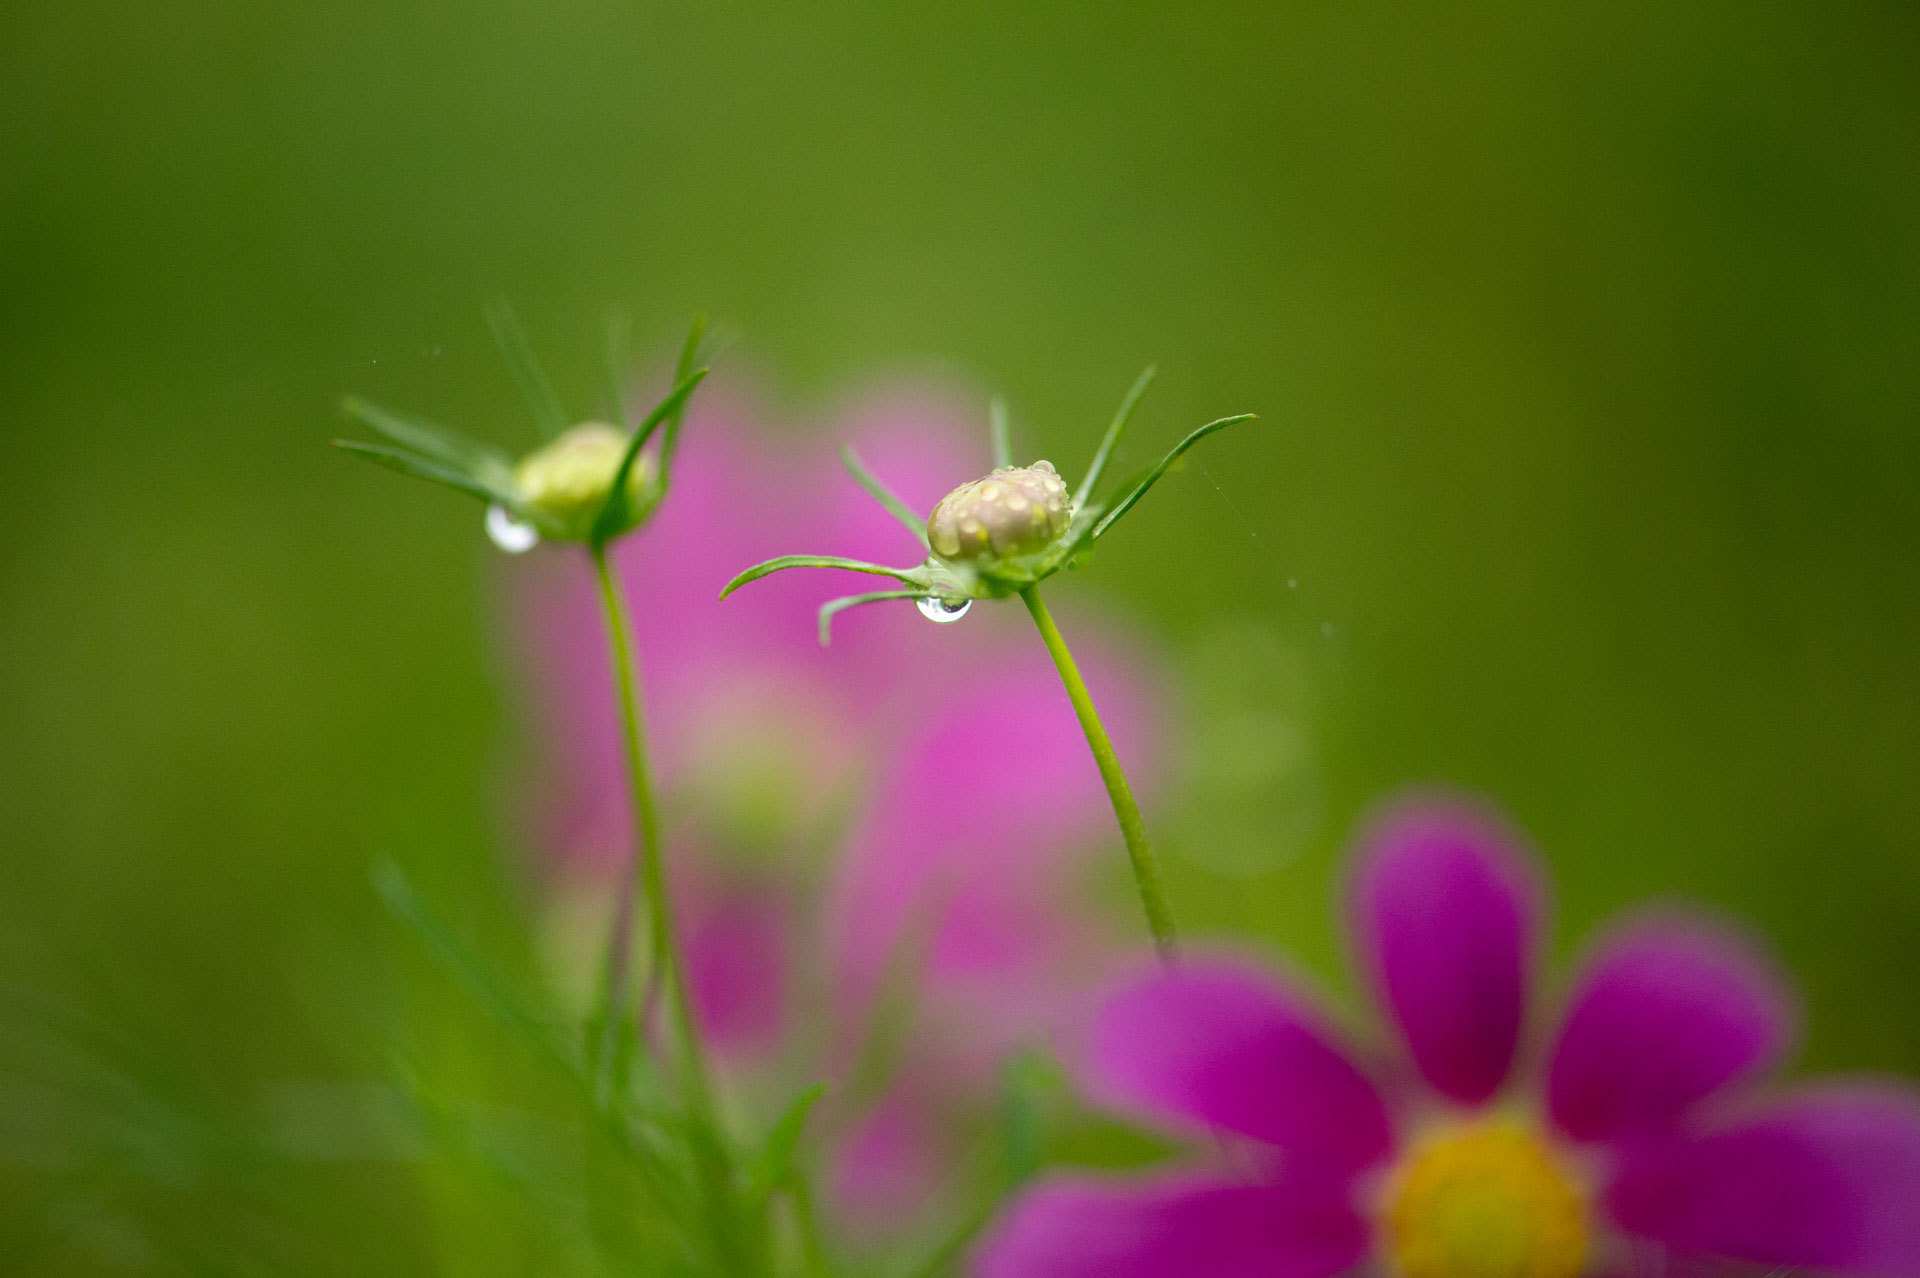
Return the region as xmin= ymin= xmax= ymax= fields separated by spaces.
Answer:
xmin=513 ymin=423 xmax=652 ymax=534
xmin=926 ymin=461 xmax=1071 ymax=562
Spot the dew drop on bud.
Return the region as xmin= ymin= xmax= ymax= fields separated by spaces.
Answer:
xmin=486 ymin=504 xmax=539 ymax=553
xmin=916 ymin=596 xmax=971 ymax=624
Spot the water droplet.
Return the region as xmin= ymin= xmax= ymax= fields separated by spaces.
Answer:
xmin=916 ymin=596 xmax=972 ymax=624
xmin=1320 ymin=620 xmax=1335 ymax=638
xmin=486 ymin=504 xmax=539 ymax=553
xmin=1287 ymin=578 xmax=1299 ymax=589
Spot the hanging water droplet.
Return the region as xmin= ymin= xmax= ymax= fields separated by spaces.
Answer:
xmin=916 ymin=596 xmax=972 ymax=624
xmin=486 ymin=504 xmax=539 ymax=553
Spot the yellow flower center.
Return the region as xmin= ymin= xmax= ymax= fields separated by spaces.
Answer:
xmin=1384 ymin=1120 xmax=1588 ymax=1278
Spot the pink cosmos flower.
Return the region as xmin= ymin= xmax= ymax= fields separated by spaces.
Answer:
xmin=977 ymin=795 xmax=1920 ymax=1278
xmin=506 ymin=381 xmax=1160 ymax=1227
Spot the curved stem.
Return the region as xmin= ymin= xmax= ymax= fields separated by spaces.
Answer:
xmin=1019 ymin=585 xmax=1178 ymax=959
xmin=589 ymin=546 xmax=719 ymax=1118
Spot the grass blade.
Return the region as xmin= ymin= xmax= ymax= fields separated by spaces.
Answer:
xmin=485 ymin=298 xmax=569 ymax=440
xmin=1073 ymin=365 xmax=1156 ymax=509
xmin=370 ymin=862 xmax=574 ymax=1074
xmin=745 ymin=1082 xmax=829 ymax=1203
xmin=1090 ymin=413 xmax=1256 ymax=541
xmin=840 ymin=445 xmax=928 ymax=546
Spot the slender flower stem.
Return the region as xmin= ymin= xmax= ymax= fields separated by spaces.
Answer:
xmin=589 ymin=545 xmax=718 ymax=1118
xmin=1020 ymin=585 xmax=1178 ymax=959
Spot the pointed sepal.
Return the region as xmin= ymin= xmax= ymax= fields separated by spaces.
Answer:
xmin=840 ymin=445 xmax=928 ymax=547
xmin=720 ymin=555 xmax=933 ymax=601
xmin=1089 ymin=412 xmax=1256 ymax=540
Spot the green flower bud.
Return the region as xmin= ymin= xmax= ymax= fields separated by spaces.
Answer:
xmin=513 ymin=423 xmax=652 ymax=535
xmin=926 ymin=460 xmax=1072 ymax=562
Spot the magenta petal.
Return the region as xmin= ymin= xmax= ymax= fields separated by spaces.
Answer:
xmin=1548 ymin=914 xmax=1794 ymax=1143
xmin=1349 ymin=797 xmax=1542 ymax=1104
xmin=827 ymin=1091 xmax=944 ymax=1227
xmin=1607 ymin=1085 xmax=1920 ymax=1276
xmin=682 ymin=886 xmax=789 ymax=1058
xmin=1086 ymin=960 xmax=1393 ymax=1172
xmin=974 ymin=1172 xmax=1369 ymax=1278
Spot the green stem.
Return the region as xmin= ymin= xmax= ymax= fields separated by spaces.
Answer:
xmin=1019 ymin=585 xmax=1178 ymax=958
xmin=589 ymin=546 xmax=719 ymax=1119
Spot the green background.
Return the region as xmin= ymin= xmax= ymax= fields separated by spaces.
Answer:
xmin=4 ymin=0 xmax=1918 ymax=1269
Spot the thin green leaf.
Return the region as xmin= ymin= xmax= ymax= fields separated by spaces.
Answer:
xmin=1073 ymin=365 xmax=1157 ymax=509
xmin=656 ymin=314 xmax=707 ymax=485
xmin=342 ymin=396 xmax=515 ymax=488
xmin=989 ymin=397 xmax=1013 ymax=469
xmin=587 ymin=367 xmax=709 ymax=546
xmin=817 ymin=589 xmax=928 ymax=645
xmin=719 ymin=555 xmax=928 ymax=601
xmin=331 ymin=439 xmax=518 ymax=508
xmin=370 ymin=862 xmax=574 ymax=1074
xmin=1090 ymin=413 xmax=1256 ymax=540
xmin=745 ymin=1083 xmax=829 ymax=1201
xmin=485 ymin=297 xmax=569 ymax=440
xmin=839 ymin=444 xmax=928 ymax=545
xmin=603 ymin=306 xmax=633 ymax=427
xmin=1000 ymin=1052 xmax=1061 ymax=1186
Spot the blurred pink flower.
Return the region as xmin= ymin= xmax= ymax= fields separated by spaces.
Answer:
xmin=977 ymin=795 xmax=1920 ymax=1278
xmin=504 ymin=381 xmax=1163 ymax=1228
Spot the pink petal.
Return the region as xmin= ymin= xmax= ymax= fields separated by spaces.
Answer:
xmin=827 ymin=1091 xmax=944 ymax=1227
xmin=1349 ymin=796 xmax=1542 ymax=1105
xmin=1607 ymin=1084 xmax=1920 ymax=1276
xmin=1085 ymin=959 xmax=1393 ymax=1172
xmin=827 ymin=621 xmax=1161 ymax=1031
xmin=973 ymin=1172 xmax=1369 ymax=1278
xmin=1548 ymin=914 xmax=1794 ymax=1143
xmin=681 ymin=885 xmax=789 ymax=1058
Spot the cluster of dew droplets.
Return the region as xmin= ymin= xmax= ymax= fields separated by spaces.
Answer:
xmin=916 ymin=596 xmax=972 ymax=623
xmin=485 ymin=504 xmax=540 ymax=553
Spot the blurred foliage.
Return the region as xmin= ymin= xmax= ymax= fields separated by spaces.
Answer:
xmin=4 ymin=0 xmax=1919 ymax=1270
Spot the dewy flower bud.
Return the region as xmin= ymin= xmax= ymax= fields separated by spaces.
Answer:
xmin=926 ymin=461 xmax=1072 ymax=562
xmin=513 ymin=423 xmax=651 ymax=533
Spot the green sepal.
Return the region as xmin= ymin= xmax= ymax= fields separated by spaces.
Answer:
xmin=655 ymin=314 xmax=709 ymax=486
xmin=342 ymin=396 xmax=516 ymax=489
xmin=840 ymin=444 xmax=928 ymax=546
xmin=587 ymin=367 xmax=710 ymax=547
xmin=602 ymin=306 xmax=633 ymax=428
xmin=817 ymin=589 xmax=931 ymax=645
xmin=720 ymin=554 xmax=933 ymax=600
xmin=1090 ymin=412 xmax=1256 ymax=540
xmin=989 ymin=396 xmax=1013 ymax=469
xmin=331 ymin=438 xmax=532 ymax=518
xmin=485 ymin=297 xmax=569 ymax=441
xmin=1074 ymin=365 xmax=1157 ymax=509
